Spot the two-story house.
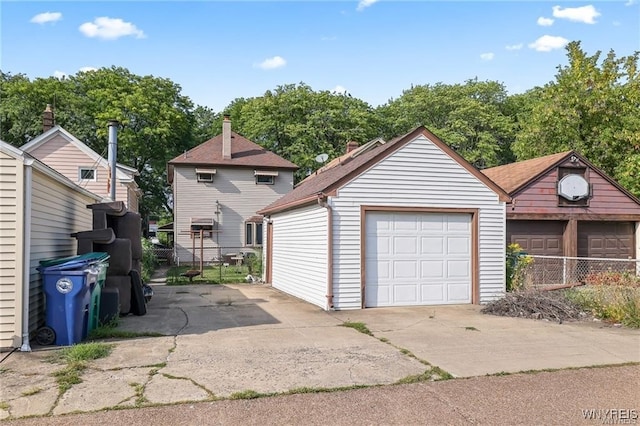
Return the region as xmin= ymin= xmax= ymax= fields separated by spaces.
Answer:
xmin=20 ymin=106 xmax=141 ymax=212
xmin=167 ymin=116 xmax=298 ymax=265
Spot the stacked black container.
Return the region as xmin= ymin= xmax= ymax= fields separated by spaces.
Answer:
xmin=72 ymin=201 xmax=146 ymax=321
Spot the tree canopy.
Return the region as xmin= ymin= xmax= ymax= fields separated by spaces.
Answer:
xmin=512 ymin=41 xmax=640 ymax=192
xmin=2 ymin=42 xmax=639 ymax=219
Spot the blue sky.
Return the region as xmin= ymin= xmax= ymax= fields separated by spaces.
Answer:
xmin=1 ymin=1 xmax=638 ymax=112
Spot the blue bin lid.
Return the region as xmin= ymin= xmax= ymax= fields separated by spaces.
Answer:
xmin=38 ymin=252 xmax=110 ymax=272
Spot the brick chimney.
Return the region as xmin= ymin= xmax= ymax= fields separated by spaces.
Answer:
xmin=346 ymin=141 xmax=359 ymax=154
xmin=222 ymin=114 xmax=231 ymax=160
xmin=43 ymin=104 xmax=54 ymax=133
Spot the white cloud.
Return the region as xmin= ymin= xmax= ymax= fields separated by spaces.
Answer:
xmin=30 ymin=12 xmax=62 ymax=24
xmin=332 ymin=85 xmax=347 ymax=94
xmin=255 ymin=56 xmax=286 ymax=70
xmin=480 ymin=52 xmax=495 ymax=61
xmin=528 ymin=35 xmax=569 ymax=52
xmin=53 ymin=71 xmax=67 ymax=79
xmin=537 ymin=16 xmax=554 ymax=26
xmin=625 ymin=0 xmax=637 ymax=6
xmin=357 ymin=0 xmax=378 ymax=12
xmin=552 ymin=5 xmax=601 ymax=24
xmin=505 ymin=43 xmax=523 ymax=51
xmin=79 ymin=17 xmax=146 ymax=40
xmin=321 ymin=35 xmax=337 ymax=41
xmin=79 ymin=67 xmax=98 ymax=73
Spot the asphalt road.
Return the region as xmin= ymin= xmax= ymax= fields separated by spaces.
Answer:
xmin=5 ymin=364 xmax=639 ymax=425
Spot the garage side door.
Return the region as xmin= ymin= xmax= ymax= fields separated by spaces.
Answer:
xmin=578 ymin=222 xmax=634 ymax=259
xmin=365 ymin=212 xmax=472 ymax=307
xmin=507 ymin=221 xmax=564 ymax=256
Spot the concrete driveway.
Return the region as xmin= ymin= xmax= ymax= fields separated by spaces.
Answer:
xmin=1 ymin=283 xmax=638 ymax=420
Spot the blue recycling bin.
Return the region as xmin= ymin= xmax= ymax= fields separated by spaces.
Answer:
xmin=38 ymin=253 xmax=108 ymax=346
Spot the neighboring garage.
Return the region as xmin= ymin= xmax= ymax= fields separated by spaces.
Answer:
xmin=259 ymin=126 xmax=510 ymax=311
xmin=483 ymin=151 xmax=640 ymax=260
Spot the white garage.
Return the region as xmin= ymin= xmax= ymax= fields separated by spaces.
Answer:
xmin=365 ymin=211 xmax=472 ymax=307
xmin=259 ymin=126 xmax=509 ymax=310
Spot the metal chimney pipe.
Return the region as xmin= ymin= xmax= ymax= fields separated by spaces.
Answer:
xmin=107 ymin=120 xmax=119 ymax=201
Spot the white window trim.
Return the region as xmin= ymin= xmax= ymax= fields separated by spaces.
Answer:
xmin=245 ymin=222 xmax=264 ymax=247
xmin=196 ymin=168 xmax=216 ymax=183
xmin=79 ymin=167 xmax=97 ymax=182
xmin=255 ymin=175 xmax=274 ymax=185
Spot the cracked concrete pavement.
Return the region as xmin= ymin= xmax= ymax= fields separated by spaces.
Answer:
xmin=1 ymin=279 xmax=638 ymax=421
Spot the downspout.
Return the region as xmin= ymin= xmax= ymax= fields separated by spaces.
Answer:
xmin=20 ymin=159 xmax=34 ymax=352
xmin=317 ymin=193 xmax=334 ymax=309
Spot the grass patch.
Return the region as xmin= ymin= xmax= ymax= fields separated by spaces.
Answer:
xmin=0 ymin=401 xmax=9 ymax=411
xmin=566 ymin=285 xmax=640 ymax=327
xmin=52 ymin=363 xmax=85 ymax=393
xmin=396 ymin=366 xmax=453 ymax=384
xmin=167 ymin=265 xmax=253 ymax=285
xmin=229 ymin=390 xmax=262 ymax=400
xmin=129 ymin=382 xmax=148 ymax=405
xmin=21 ymin=387 xmax=43 ymax=397
xmin=52 ymin=342 xmax=114 ymax=364
xmin=340 ymin=321 xmax=373 ymax=336
xmin=47 ymin=342 xmax=114 ymax=394
xmin=0 ymin=367 xmax=9 ymax=374
xmin=88 ymin=318 xmax=164 ymax=340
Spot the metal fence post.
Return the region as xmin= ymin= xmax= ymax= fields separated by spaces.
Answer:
xmin=562 ymin=257 xmax=567 ymax=285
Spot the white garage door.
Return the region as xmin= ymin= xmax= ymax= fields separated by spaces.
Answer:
xmin=365 ymin=212 xmax=472 ymax=307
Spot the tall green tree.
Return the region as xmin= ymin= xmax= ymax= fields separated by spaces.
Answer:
xmin=512 ymin=41 xmax=640 ymax=194
xmin=0 ymin=67 xmax=196 ymax=218
xmin=217 ymin=84 xmax=381 ymax=180
xmin=378 ymin=79 xmax=516 ymax=168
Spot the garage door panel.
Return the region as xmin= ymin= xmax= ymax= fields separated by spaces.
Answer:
xmin=447 ymin=215 xmax=471 ymax=231
xmin=394 ymin=284 xmax=419 ymax=303
xmin=395 ymin=236 xmax=418 ymax=254
xmin=448 ymin=283 xmax=472 ymax=302
xmin=578 ymin=222 xmax=634 ymax=258
xmin=394 ymin=216 xmax=418 ymax=231
xmin=366 ymin=212 xmax=471 ymax=307
xmin=422 ymin=237 xmax=444 ymax=254
xmin=421 ymin=260 xmax=444 ymax=278
xmin=507 ymin=221 xmax=564 ymax=256
xmin=421 ymin=284 xmax=444 ymax=302
xmin=448 ymin=260 xmax=471 ymax=277
xmin=394 ymin=260 xmax=417 ymax=278
xmin=448 ymin=237 xmax=470 ymax=254
xmin=421 ymin=216 xmax=444 ymax=231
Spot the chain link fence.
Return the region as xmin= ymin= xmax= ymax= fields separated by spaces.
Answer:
xmin=516 ymin=255 xmax=640 ymax=290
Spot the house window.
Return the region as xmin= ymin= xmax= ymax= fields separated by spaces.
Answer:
xmin=245 ymin=222 xmax=264 ymax=247
xmin=196 ymin=168 xmax=216 ymax=183
xmin=254 ymin=170 xmax=278 ymax=185
xmin=79 ymin=167 xmax=96 ymax=181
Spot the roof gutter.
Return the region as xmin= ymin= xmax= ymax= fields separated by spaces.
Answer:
xmin=317 ymin=193 xmax=334 ymax=310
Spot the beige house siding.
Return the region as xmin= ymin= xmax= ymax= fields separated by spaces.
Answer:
xmin=27 ymin=170 xmax=95 ymax=333
xmin=174 ymin=166 xmax=294 ymax=264
xmin=27 ymin=133 xmax=136 ymax=211
xmin=0 ymin=151 xmax=24 ymax=349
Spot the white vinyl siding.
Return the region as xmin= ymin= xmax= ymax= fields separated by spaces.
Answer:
xmin=332 ymin=135 xmax=506 ymax=309
xmin=173 ymin=166 xmax=293 ymax=264
xmin=27 ymin=133 xmax=137 ymax=211
xmin=27 ymin=170 xmax=95 ymax=336
xmin=0 ymin=151 xmax=24 ymax=349
xmin=270 ymin=205 xmax=328 ymax=309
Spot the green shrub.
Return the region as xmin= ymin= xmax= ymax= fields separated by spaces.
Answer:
xmin=141 ymin=238 xmax=157 ymax=283
xmin=506 ymin=243 xmax=532 ymax=292
xmin=567 ymin=285 xmax=640 ymax=327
